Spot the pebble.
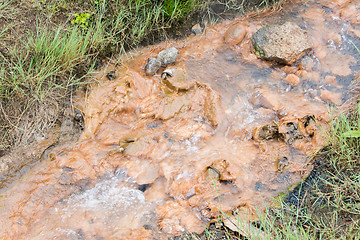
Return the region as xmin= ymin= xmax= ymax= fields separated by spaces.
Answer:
xmin=191 ymin=24 xmax=203 ymax=35
xmin=224 ymin=23 xmax=247 ymax=45
xmin=285 ymin=74 xmax=300 ymax=86
xmin=106 ymin=70 xmax=117 ymax=80
xmin=157 ymin=47 xmax=179 ymax=66
xmin=145 ymin=57 xmax=161 ymax=75
xmin=324 ymin=75 xmax=337 ymax=85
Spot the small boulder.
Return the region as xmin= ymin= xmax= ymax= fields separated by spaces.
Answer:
xmin=252 ymin=22 xmax=312 ymax=64
xmin=161 ymin=68 xmax=195 ymax=91
xmin=204 ymin=166 xmax=220 ymax=182
xmin=157 ymin=47 xmax=179 ymax=66
xmin=145 ymin=57 xmax=161 ymax=75
xmin=224 ymin=23 xmax=247 ymax=45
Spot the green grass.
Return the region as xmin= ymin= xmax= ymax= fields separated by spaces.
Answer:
xmin=0 ymin=26 xmax=92 ymax=100
xmin=2 ymin=0 xmax=284 ymax=149
xmin=0 ymin=0 xmax=209 ymax=100
xmin=0 ymin=0 xmax=283 ymax=141
xmin=0 ymin=0 xmax=209 ymax=148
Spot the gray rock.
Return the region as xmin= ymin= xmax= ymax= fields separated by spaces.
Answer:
xmin=145 ymin=57 xmax=161 ymax=75
xmin=252 ymin=22 xmax=312 ymax=64
xmin=157 ymin=47 xmax=179 ymax=66
xmin=191 ymin=24 xmax=203 ymax=35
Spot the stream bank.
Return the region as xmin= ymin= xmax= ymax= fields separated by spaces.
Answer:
xmin=0 ymin=0 xmax=360 ymax=239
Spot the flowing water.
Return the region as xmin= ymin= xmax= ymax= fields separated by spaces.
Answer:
xmin=0 ymin=0 xmax=359 ymax=239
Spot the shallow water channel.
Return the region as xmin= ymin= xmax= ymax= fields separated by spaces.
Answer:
xmin=0 ymin=0 xmax=359 ymax=239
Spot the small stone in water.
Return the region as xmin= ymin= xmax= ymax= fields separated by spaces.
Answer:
xmin=106 ymin=70 xmax=117 ymax=80
xmin=157 ymin=47 xmax=179 ymax=66
xmin=138 ymin=184 xmax=151 ymax=192
xmin=161 ymin=68 xmax=195 ymax=91
xmin=253 ymin=123 xmax=280 ymax=142
xmin=320 ymin=89 xmax=342 ymax=105
xmin=204 ymin=166 xmax=220 ymax=182
xmin=145 ymin=57 xmax=161 ymax=75
xmin=285 ymin=74 xmax=300 ymax=86
xmin=224 ymin=23 xmax=247 ymax=45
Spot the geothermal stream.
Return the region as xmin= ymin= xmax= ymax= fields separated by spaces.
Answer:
xmin=0 ymin=0 xmax=359 ymax=239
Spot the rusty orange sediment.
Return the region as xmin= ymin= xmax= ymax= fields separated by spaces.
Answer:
xmin=0 ymin=0 xmax=359 ymax=239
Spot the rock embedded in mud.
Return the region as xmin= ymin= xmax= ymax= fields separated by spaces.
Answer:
xmin=320 ymin=89 xmax=342 ymax=105
xmin=74 ymin=109 xmax=83 ymax=122
xmin=204 ymin=87 xmax=221 ymax=127
xmin=224 ymin=23 xmax=247 ymax=45
xmin=212 ymin=159 xmax=233 ymax=181
xmin=253 ymin=123 xmax=280 ymax=142
xmin=204 ymin=166 xmax=220 ymax=182
xmin=285 ymin=74 xmax=300 ymax=86
xmin=145 ymin=57 xmax=161 ymax=75
xmin=157 ymin=47 xmax=179 ymax=66
xmin=161 ymin=68 xmax=195 ymax=91
xmin=252 ymin=22 xmax=312 ymax=64
xmin=275 ymin=156 xmax=289 ymax=173
xmin=279 ymin=122 xmax=303 ymax=144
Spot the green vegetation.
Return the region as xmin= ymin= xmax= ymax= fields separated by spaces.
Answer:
xmin=0 ymin=0 xmax=282 ymax=150
xmin=71 ymin=13 xmax=91 ymax=29
xmin=0 ymin=0 xmax=203 ymax=101
xmin=1 ymin=0 xmax=359 ymax=239
xmin=0 ymin=0 xmax=208 ymax=149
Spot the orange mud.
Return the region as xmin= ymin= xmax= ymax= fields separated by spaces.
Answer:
xmin=0 ymin=0 xmax=359 ymax=239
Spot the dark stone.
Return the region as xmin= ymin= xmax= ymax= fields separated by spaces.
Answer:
xmin=283 ymin=122 xmax=303 ymax=144
xmin=145 ymin=57 xmax=161 ymax=75
xmin=106 ymin=70 xmax=117 ymax=80
xmin=143 ymin=224 xmax=152 ymax=230
xmin=76 ymin=229 xmax=85 ymax=240
xmin=74 ymin=110 xmax=83 ymax=122
xmin=62 ymin=166 xmax=74 ymax=172
xmin=138 ymin=183 xmax=151 ymax=192
xmin=254 ymin=181 xmax=269 ymax=192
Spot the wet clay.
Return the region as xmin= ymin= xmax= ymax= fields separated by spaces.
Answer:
xmin=0 ymin=0 xmax=359 ymax=239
